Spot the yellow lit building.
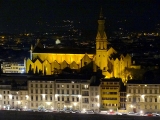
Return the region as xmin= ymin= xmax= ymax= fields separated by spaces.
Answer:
xmin=26 ymin=10 xmax=132 ymax=79
xmin=100 ymin=79 xmax=121 ymax=111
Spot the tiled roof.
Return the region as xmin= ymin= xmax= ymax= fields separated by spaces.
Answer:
xmin=33 ymin=44 xmax=95 ymax=54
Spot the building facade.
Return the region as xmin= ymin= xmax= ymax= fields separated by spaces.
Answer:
xmin=100 ymin=79 xmax=121 ymax=111
xmin=0 ymin=76 xmax=101 ymax=112
xmin=126 ymin=81 xmax=160 ymax=113
xmin=1 ymin=62 xmax=25 ymax=73
xmin=26 ymin=10 xmax=132 ymax=80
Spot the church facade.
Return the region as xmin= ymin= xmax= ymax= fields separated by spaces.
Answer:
xmin=26 ymin=10 xmax=132 ymax=80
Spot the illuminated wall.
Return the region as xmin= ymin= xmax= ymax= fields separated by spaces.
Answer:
xmin=100 ymin=79 xmax=120 ymax=111
xmin=26 ymin=10 xmax=132 ymax=80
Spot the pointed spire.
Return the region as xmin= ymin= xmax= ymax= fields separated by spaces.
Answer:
xmin=99 ymin=7 xmax=103 ymax=19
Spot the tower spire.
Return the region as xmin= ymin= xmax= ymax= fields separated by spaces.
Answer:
xmin=99 ymin=7 xmax=103 ymax=19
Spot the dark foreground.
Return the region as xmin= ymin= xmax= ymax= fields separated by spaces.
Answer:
xmin=0 ymin=111 xmax=160 ymax=120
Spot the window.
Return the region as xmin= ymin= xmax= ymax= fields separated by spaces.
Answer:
xmin=150 ymin=90 xmax=152 ymax=94
xmin=155 ymin=98 xmax=157 ymax=102
xmin=129 ymin=98 xmax=131 ymax=102
xmin=45 ymin=89 xmax=47 ymax=94
xmin=150 ymin=98 xmax=152 ymax=102
xmin=84 ymin=85 xmax=88 ymax=89
xmin=72 ymin=85 xmax=74 ymax=88
xmin=36 ymin=89 xmax=38 ymax=94
xmin=84 ymin=62 xmax=87 ymax=66
xmin=31 ymin=89 xmax=33 ymax=93
xmin=76 ymin=90 xmax=79 ymax=94
xmin=67 ymin=90 xmax=69 ymax=94
xmin=40 ymin=89 xmax=43 ymax=94
xmin=50 ymin=95 xmax=52 ymax=101
xmin=145 ymin=89 xmax=147 ymax=94
xmin=41 ymin=96 xmax=42 ymax=100
xmin=76 ymin=85 xmax=79 ymax=88
xmin=155 ymin=106 xmax=157 ymax=109
xmin=133 ymin=89 xmax=136 ymax=93
xmin=62 ymin=97 xmax=64 ymax=101
xmin=57 ymin=90 xmax=60 ymax=94
xmin=31 ymin=96 xmax=33 ymax=101
xmin=36 ymin=96 xmax=38 ymax=101
xmin=45 ymin=95 xmax=47 ymax=100
xmin=77 ymin=97 xmax=79 ymax=102
xmin=58 ymin=96 xmax=60 ymax=101
xmin=50 ymin=89 xmax=52 ymax=94
xmin=128 ymin=89 xmax=131 ymax=93
xmin=35 ymin=84 xmax=38 ymax=87
xmin=67 ymin=85 xmax=69 ymax=88
xmin=72 ymin=90 xmax=74 ymax=94
xmin=145 ymin=98 xmax=147 ymax=102
xmin=91 ymin=104 xmax=94 ymax=107
xmin=67 ymin=97 xmax=69 ymax=101
xmin=72 ymin=97 xmax=74 ymax=101
xmin=62 ymin=90 xmax=64 ymax=94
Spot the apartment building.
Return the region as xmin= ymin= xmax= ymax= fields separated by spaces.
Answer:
xmin=1 ymin=62 xmax=25 ymax=73
xmin=28 ymin=79 xmax=55 ymax=110
xmin=54 ymin=79 xmax=82 ymax=110
xmin=89 ymin=83 xmax=100 ymax=112
xmin=100 ymin=78 xmax=121 ymax=111
xmin=126 ymin=80 xmax=160 ymax=113
xmin=0 ymin=82 xmax=28 ymax=110
xmin=119 ymin=84 xmax=126 ymax=110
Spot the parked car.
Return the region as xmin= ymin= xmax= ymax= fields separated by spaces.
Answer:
xmin=115 ymin=112 xmax=122 ymax=115
xmin=127 ymin=112 xmax=138 ymax=116
xmin=59 ymin=109 xmax=65 ymax=113
xmin=152 ymin=113 xmax=159 ymax=116
xmin=71 ymin=110 xmax=81 ymax=113
xmin=144 ymin=112 xmax=153 ymax=116
xmin=85 ymin=110 xmax=94 ymax=114
xmin=107 ymin=111 xmax=116 ymax=115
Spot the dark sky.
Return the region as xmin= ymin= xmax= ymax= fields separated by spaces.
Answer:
xmin=0 ymin=0 xmax=160 ymax=33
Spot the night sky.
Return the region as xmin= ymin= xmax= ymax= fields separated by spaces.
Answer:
xmin=0 ymin=0 xmax=159 ymax=33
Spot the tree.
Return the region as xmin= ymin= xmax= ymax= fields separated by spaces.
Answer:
xmin=44 ymin=66 xmax=46 ymax=75
xmin=121 ymin=69 xmax=132 ymax=84
xmin=35 ymin=66 xmax=39 ymax=75
xmin=28 ymin=64 xmax=34 ymax=75
xmin=61 ymin=67 xmax=73 ymax=74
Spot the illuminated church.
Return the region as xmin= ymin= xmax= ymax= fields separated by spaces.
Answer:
xmin=26 ymin=10 xmax=132 ymax=80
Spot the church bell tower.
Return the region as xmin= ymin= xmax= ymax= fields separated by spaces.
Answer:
xmin=95 ymin=8 xmax=108 ymax=75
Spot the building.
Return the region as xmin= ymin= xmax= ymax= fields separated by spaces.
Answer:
xmin=119 ymin=84 xmax=126 ymax=110
xmin=26 ymin=9 xmax=132 ymax=80
xmin=0 ymin=75 xmax=101 ymax=111
xmin=0 ymin=81 xmax=28 ymax=110
xmin=1 ymin=62 xmax=26 ymax=73
xmin=89 ymin=76 xmax=100 ymax=112
xmin=126 ymin=80 xmax=160 ymax=113
xmin=100 ymin=78 xmax=121 ymax=111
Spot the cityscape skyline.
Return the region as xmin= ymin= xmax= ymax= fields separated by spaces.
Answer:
xmin=0 ymin=0 xmax=160 ymax=33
